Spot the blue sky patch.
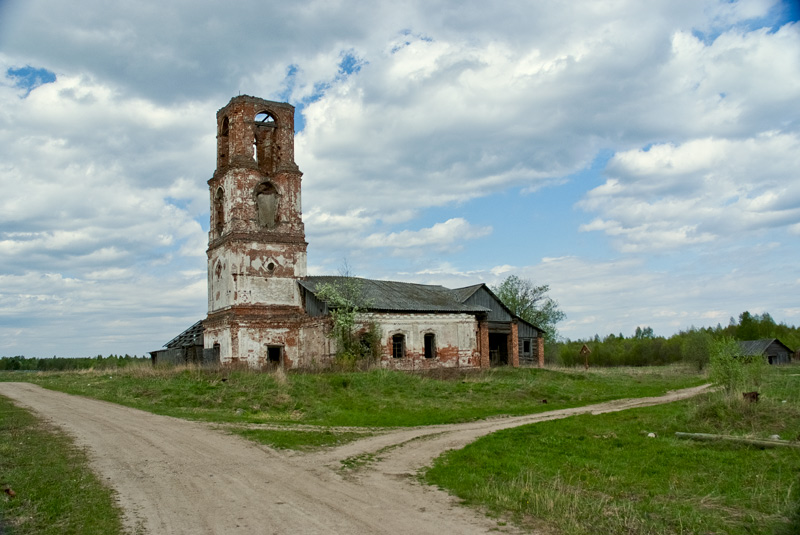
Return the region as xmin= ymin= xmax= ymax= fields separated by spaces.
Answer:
xmin=338 ymin=50 xmax=365 ymax=76
xmin=6 ymin=65 xmax=56 ymax=96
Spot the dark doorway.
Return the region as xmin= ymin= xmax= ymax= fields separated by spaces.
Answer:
xmin=489 ymin=333 xmax=508 ymax=366
xmin=267 ymin=345 xmax=283 ymax=367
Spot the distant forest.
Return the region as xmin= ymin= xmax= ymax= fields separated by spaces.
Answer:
xmin=553 ymin=311 xmax=800 ymax=368
xmin=0 ymin=354 xmax=149 ymax=371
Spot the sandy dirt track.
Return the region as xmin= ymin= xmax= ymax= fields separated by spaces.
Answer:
xmin=0 ymin=382 xmax=710 ymax=534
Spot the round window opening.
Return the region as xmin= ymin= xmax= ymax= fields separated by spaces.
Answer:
xmin=267 ymin=262 xmax=276 ymax=272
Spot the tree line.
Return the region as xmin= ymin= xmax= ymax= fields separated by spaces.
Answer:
xmin=553 ymin=312 xmax=800 ymax=368
xmin=0 ymin=354 xmax=150 ymax=371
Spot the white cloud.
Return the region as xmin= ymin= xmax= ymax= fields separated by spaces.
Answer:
xmin=579 ymin=132 xmax=800 ymax=251
xmin=361 ymin=218 xmax=492 ymax=255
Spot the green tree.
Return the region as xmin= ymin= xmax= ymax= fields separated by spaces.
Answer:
xmin=315 ymin=274 xmax=380 ymax=369
xmin=709 ymin=336 xmax=766 ymax=397
xmin=492 ymin=275 xmax=565 ymax=343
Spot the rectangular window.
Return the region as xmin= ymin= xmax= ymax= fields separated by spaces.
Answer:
xmin=424 ymin=333 xmax=436 ymax=359
xmin=523 ymin=340 xmax=531 ymax=354
xmin=392 ymin=334 xmax=405 ymax=359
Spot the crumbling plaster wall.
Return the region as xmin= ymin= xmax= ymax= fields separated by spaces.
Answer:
xmin=204 ymin=308 xmax=315 ymax=368
xmin=208 ymin=241 xmax=306 ymax=311
xmin=367 ymin=312 xmax=481 ymax=370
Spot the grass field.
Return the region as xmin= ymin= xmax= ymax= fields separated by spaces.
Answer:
xmin=4 ymin=363 xmax=794 ymax=534
xmin=0 ymin=395 xmax=125 ymax=535
xmin=425 ymin=365 xmax=800 ymax=535
xmin=1 ymin=364 xmax=705 ymax=449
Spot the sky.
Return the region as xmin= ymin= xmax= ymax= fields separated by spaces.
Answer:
xmin=1 ymin=0 xmax=799 ymax=357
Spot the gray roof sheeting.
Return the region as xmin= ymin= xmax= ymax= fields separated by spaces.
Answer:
xmin=300 ymin=276 xmax=490 ymax=314
xmin=737 ymin=338 xmax=793 ymax=355
xmin=164 ymin=320 xmax=204 ymax=348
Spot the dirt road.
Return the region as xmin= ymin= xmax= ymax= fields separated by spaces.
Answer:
xmin=0 ymin=382 xmax=710 ymax=534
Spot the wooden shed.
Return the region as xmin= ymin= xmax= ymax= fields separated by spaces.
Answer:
xmin=737 ymin=339 xmax=794 ymax=365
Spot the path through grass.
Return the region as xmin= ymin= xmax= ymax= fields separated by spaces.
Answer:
xmin=425 ymin=365 xmax=800 ymax=535
xmin=1 ymin=365 xmax=704 ymax=449
xmin=0 ymin=395 xmax=125 ymax=535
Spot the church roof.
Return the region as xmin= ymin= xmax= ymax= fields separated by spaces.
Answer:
xmin=300 ymin=276 xmax=490 ymax=314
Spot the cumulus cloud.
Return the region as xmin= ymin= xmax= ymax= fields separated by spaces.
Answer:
xmin=579 ymin=132 xmax=800 ymax=251
xmin=361 ymin=218 xmax=492 ymax=254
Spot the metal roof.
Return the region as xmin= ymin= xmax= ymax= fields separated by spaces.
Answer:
xmin=300 ymin=276 xmax=490 ymax=314
xmin=164 ymin=320 xmax=204 ymax=348
xmin=737 ymin=338 xmax=793 ymax=355
xmin=448 ymin=284 xmax=484 ymax=303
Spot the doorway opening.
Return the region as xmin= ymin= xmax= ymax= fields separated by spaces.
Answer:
xmin=489 ymin=333 xmax=508 ymax=366
xmin=267 ymin=345 xmax=283 ymax=367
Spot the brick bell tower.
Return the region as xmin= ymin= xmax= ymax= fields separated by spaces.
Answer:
xmin=203 ymin=96 xmax=307 ymax=367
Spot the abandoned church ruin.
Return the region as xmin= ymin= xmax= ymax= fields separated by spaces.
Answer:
xmin=151 ymin=96 xmax=544 ymax=370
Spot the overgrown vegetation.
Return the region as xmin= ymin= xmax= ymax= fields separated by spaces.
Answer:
xmin=315 ymin=277 xmax=381 ymax=369
xmin=0 ymin=395 xmax=124 ymax=535
xmin=556 ymin=311 xmax=799 ymax=368
xmin=426 ymin=365 xmax=800 ymax=535
xmin=709 ymin=336 xmax=766 ymax=397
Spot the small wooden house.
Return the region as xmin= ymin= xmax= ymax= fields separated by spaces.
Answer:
xmin=737 ymin=339 xmax=794 ymax=365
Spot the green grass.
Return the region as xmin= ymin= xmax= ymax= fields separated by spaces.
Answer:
xmin=0 ymin=395 xmax=125 ymax=535
xmin=425 ymin=365 xmax=800 ymax=535
xmin=0 ymin=364 xmax=705 ymax=435
xmin=230 ymin=428 xmax=369 ymax=450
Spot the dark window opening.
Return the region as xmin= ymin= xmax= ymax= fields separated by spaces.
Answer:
xmin=218 ymin=117 xmax=229 ymax=166
xmin=267 ymin=345 xmax=283 ymax=365
xmin=424 ymin=333 xmax=436 ymax=359
xmin=523 ymin=340 xmax=531 ymax=354
xmin=392 ymin=334 xmax=405 ymax=359
xmin=214 ymin=187 xmax=224 ymax=235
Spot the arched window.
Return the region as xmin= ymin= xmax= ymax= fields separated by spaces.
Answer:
xmin=214 ymin=187 xmax=224 ymax=235
xmin=424 ymin=333 xmax=436 ymax=359
xmin=392 ymin=334 xmax=405 ymax=359
xmin=218 ymin=116 xmax=230 ymax=167
xmin=255 ymin=111 xmax=275 ymax=125
xmin=253 ymin=111 xmax=277 ymax=170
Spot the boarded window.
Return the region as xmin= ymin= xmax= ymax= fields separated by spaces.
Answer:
xmin=424 ymin=333 xmax=436 ymax=359
xmin=255 ymin=182 xmax=279 ymax=229
xmin=392 ymin=334 xmax=405 ymax=359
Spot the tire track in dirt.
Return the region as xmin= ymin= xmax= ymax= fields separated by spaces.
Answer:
xmin=0 ymin=382 xmax=710 ymax=534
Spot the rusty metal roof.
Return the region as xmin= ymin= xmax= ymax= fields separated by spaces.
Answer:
xmin=300 ymin=277 xmax=490 ymax=314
